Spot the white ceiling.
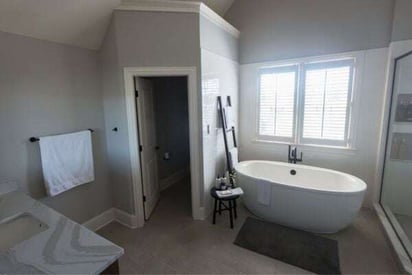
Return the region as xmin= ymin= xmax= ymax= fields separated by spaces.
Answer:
xmin=0 ymin=0 xmax=235 ymax=50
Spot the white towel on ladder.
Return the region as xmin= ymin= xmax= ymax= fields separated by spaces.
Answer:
xmin=257 ymin=180 xmax=271 ymax=206
xmin=229 ymin=147 xmax=238 ymax=169
xmin=39 ymin=130 xmax=95 ymax=197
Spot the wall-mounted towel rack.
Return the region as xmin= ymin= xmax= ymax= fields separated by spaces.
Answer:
xmin=29 ymin=129 xmax=94 ymax=143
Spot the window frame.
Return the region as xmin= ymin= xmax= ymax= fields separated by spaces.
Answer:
xmin=257 ymin=65 xmax=299 ymax=143
xmin=298 ymin=59 xmax=355 ymax=148
xmin=256 ymin=56 xmax=357 ymax=149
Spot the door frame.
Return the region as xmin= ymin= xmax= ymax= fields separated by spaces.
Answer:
xmin=123 ymin=67 xmax=203 ymax=227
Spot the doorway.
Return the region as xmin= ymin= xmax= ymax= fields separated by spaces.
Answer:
xmin=135 ymin=76 xmax=191 ymax=220
xmin=123 ymin=67 xmax=202 ymax=227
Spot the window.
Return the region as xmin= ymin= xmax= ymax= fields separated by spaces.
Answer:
xmin=258 ymin=66 xmax=297 ymax=142
xmin=257 ymin=58 xmax=355 ymax=148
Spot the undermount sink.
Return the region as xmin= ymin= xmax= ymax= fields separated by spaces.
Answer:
xmin=0 ymin=213 xmax=48 ymax=251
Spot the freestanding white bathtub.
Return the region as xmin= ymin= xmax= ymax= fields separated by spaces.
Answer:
xmin=235 ymin=160 xmax=367 ymax=233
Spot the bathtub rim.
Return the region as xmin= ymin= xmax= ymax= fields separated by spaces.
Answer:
xmin=235 ymin=160 xmax=367 ymax=196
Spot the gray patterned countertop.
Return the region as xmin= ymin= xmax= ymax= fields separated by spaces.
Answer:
xmin=0 ymin=186 xmax=123 ymax=274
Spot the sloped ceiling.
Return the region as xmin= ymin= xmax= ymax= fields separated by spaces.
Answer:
xmin=0 ymin=0 xmax=122 ymax=50
xmin=0 ymin=0 xmax=235 ymax=50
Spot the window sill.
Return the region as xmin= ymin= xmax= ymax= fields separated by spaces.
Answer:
xmin=251 ymin=139 xmax=358 ymax=155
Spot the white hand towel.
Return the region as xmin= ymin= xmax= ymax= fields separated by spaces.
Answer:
xmin=229 ymin=147 xmax=239 ymax=169
xmin=257 ymin=180 xmax=271 ymax=206
xmin=39 ymin=130 xmax=95 ymax=197
xmin=225 ymin=107 xmax=233 ymax=128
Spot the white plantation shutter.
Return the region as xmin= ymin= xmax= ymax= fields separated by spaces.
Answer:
xmin=258 ymin=66 xmax=297 ymax=141
xmin=301 ymin=60 xmax=353 ymax=146
xmin=256 ymin=58 xmax=355 ymax=148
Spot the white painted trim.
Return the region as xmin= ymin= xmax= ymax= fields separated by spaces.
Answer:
xmin=83 ymin=208 xmax=115 ymax=232
xmin=375 ymin=204 xmax=412 ymax=274
xmin=124 ymin=67 xmax=204 ymax=226
xmin=116 ymin=0 xmax=240 ymax=38
xmin=82 ymin=208 xmax=139 ymax=231
xmin=199 ymin=3 xmax=240 ymax=38
xmin=118 ymin=0 xmax=199 ymax=13
xmin=198 ymin=207 xmax=206 ymax=220
xmin=114 ymin=208 xmax=139 ymax=229
xmin=160 ymin=166 xmax=190 ymax=191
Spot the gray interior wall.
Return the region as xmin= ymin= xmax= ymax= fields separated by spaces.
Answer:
xmin=151 ymin=77 xmax=190 ymax=185
xmin=225 ymin=0 xmax=395 ymax=64
xmin=115 ymin=11 xmax=201 ymax=68
xmin=391 ymin=0 xmax=412 ymax=42
xmin=99 ymin=19 xmax=135 ymax=214
xmin=100 ymin=11 xmax=201 ymax=214
xmin=0 ymin=31 xmax=112 ymax=223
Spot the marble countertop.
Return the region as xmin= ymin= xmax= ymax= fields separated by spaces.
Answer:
xmin=0 ymin=185 xmax=123 ymax=274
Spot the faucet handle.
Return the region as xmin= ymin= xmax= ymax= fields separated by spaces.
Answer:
xmin=288 ymin=145 xmax=293 ymax=163
xmin=291 ymin=146 xmax=297 ymax=157
xmin=297 ymin=152 xmax=303 ymax=162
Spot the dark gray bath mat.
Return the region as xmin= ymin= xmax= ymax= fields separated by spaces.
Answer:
xmin=234 ymin=217 xmax=341 ymax=274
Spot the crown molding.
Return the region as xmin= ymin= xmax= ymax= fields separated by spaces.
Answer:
xmin=116 ymin=0 xmax=240 ymax=38
xmin=199 ymin=3 xmax=239 ymax=38
xmin=117 ymin=0 xmax=200 ymax=13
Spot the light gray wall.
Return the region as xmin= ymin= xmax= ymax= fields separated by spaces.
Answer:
xmin=99 ymin=11 xmax=201 ymax=214
xmin=0 ymin=31 xmax=112 ymax=223
xmin=115 ymin=11 xmax=201 ymax=68
xmin=225 ymin=0 xmax=395 ymax=64
xmin=391 ymin=0 xmax=412 ymax=42
xmin=151 ymin=77 xmax=190 ymax=185
xmin=99 ymin=19 xmax=134 ymax=213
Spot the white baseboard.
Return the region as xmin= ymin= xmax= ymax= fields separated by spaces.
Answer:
xmin=374 ymin=203 xmax=412 ymax=273
xmin=83 ymin=208 xmax=115 ymax=232
xmin=191 ymin=206 xmax=206 ymax=220
xmin=114 ymin=208 xmax=140 ymax=229
xmin=83 ymin=208 xmax=140 ymax=231
xmin=160 ymin=167 xmax=190 ymax=191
